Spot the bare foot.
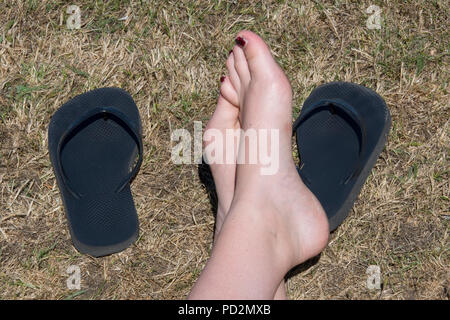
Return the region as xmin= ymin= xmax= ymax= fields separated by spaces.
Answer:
xmin=190 ymin=31 xmax=329 ymax=299
xmin=204 ymin=51 xmax=288 ymax=299
xmin=230 ymin=30 xmax=329 ymax=265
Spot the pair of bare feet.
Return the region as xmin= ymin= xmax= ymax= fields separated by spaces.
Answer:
xmin=189 ymin=31 xmax=329 ymax=299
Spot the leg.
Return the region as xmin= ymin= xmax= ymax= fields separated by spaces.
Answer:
xmin=204 ymin=51 xmax=287 ymax=299
xmin=189 ymin=31 xmax=329 ymax=299
xmin=190 ymin=201 xmax=298 ymax=299
xmin=203 ymin=92 xmax=240 ymax=242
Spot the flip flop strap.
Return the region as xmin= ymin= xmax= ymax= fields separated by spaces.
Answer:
xmin=56 ymin=106 xmax=143 ymax=199
xmin=293 ymin=98 xmax=367 ymax=185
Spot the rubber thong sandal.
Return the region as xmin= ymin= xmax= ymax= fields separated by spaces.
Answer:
xmin=48 ymin=87 xmax=143 ymax=257
xmin=293 ymin=82 xmax=391 ymax=231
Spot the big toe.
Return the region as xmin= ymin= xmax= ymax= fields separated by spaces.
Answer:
xmin=235 ymin=30 xmax=278 ymax=77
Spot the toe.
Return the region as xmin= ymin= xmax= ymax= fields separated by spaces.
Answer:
xmin=226 ymin=52 xmax=241 ymax=93
xmin=219 ymin=76 xmax=240 ymax=107
xmin=231 ymin=45 xmax=251 ymax=88
xmin=235 ymin=30 xmax=277 ymax=77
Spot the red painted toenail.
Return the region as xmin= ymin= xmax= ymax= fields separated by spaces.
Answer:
xmin=235 ymin=36 xmax=246 ymax=48
xmin=229 ymin=49 xmax=233 ymax=55
xmin=220 ymin=76 xmax=225 ymax=83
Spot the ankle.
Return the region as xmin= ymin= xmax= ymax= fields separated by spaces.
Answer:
xmin=226 ymin=200 xmax=302 ymax=269
xmin=231 ymin=176 xmax=329 ymax=266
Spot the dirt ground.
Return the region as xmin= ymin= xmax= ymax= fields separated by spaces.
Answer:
xmin=0 ymin=0 xmax=448 ymax=299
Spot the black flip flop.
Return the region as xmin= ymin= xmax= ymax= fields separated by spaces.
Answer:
xmin=293 ymin=82 xmax=391 ymax=231
xmin=48 ymin=87 xmax=143 ymax=257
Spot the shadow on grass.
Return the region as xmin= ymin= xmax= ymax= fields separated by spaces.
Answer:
xmin=197 ymin=160 xmax=218 ymax=243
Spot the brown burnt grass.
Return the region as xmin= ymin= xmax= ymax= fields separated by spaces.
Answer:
xmin=0 ymin=0 xmax=448 ymax=299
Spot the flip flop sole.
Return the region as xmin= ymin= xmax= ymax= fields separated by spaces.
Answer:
xmin=48 ymin=87 xmax=143 ymax=257
xmin=294 ymin=82 xmax=391 ymax=231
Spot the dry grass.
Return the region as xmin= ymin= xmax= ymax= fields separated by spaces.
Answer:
xmin=0 ymin=0 xmax=448 ymax=299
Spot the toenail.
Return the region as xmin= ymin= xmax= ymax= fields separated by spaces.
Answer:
xmin=220 ymin=76 xmax=225 ymax=83
xmin=229 ymin=49 xmax=233 ymax=55
xmin=235 ymin=36 xmax=246 ymax=48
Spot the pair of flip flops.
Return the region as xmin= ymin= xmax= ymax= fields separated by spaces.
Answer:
xmin=48 ymin=82 xmax=390 ymax=257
